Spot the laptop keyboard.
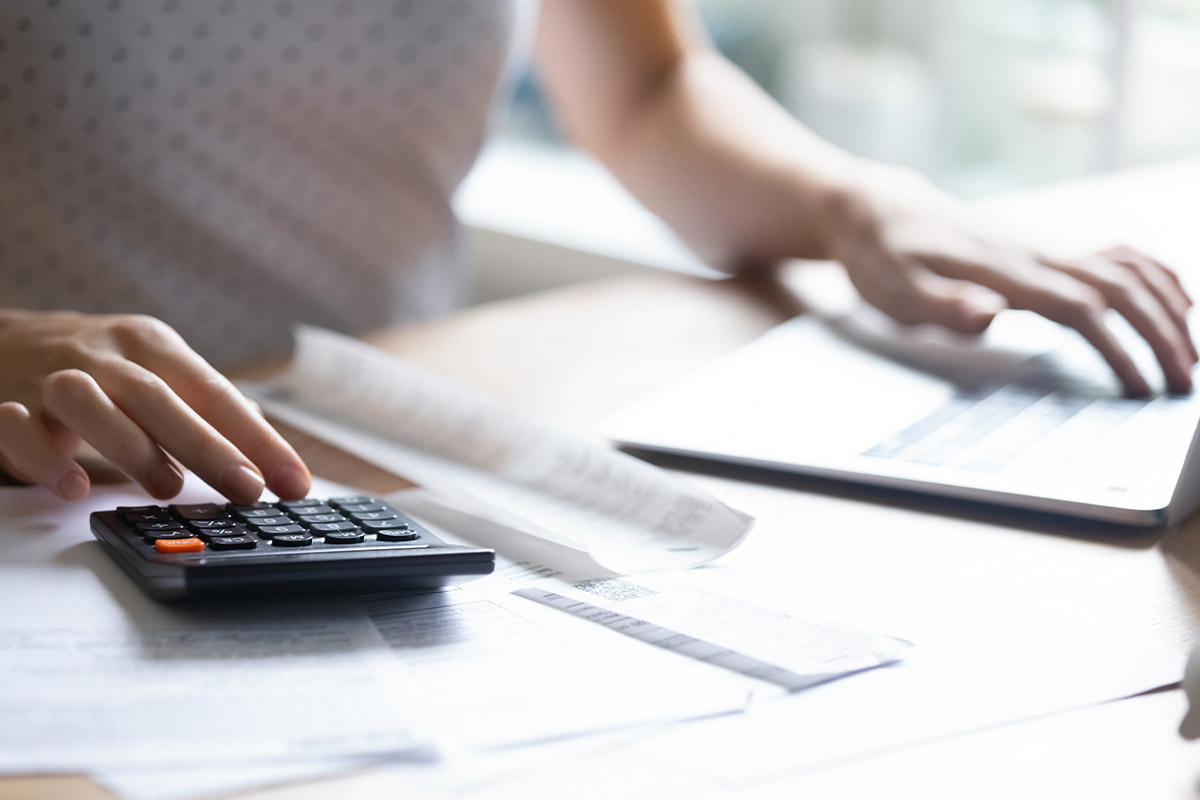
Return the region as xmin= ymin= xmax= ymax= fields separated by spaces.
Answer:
xmin=863 ymin=386 xmax=1200 ymax=492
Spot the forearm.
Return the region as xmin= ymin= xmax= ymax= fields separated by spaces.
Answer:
xmin=575 ymin=48 xmax=866 ymax=270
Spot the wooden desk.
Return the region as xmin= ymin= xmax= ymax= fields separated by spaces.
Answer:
xmin=10 ymin=160 xmax=1200 ymax=798
xmin=289 ymin=270 xmax=1200 ymax=800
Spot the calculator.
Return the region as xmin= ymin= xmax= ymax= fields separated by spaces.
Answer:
xmin=89 ymin=496 xmax=495 ymax=601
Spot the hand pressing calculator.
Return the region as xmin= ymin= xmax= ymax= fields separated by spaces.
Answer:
xmin=90 ymin=496 xmax=495 ymax=601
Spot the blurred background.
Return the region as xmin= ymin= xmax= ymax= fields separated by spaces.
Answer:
xmin=461 ymin=0 xmax=1200 ymax=301
xmin=503 ymin=0 xmax=1200 ymax=198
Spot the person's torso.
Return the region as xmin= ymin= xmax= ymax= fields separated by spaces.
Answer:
xmin=0 ymin=0 xmax=530 ymax=366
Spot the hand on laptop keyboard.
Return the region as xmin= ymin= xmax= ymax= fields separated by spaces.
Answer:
xmin=829 ymin=167 xmax=1196 ymax=398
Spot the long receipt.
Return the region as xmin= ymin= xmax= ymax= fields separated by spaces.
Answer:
xmin=514 ymin=589 xmax=845 ymax=692
xmin=514 ymin=577 xmax=912 ymax=694
xmin=245 ymin=326 xmax=754 ymax=573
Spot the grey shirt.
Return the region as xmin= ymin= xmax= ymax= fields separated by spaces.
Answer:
xmin=0 ymin=0 xmax=533 ymax=367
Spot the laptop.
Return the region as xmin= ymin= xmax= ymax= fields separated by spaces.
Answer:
xmin=602 ymin=301 xmax=1200 ymax=527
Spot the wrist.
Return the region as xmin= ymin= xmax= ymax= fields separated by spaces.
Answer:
xmin=821 ymin=161 xmax=948 ymax=264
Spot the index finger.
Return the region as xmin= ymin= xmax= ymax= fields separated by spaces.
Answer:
xmin=949 ymin=260 xmax=1154 ymax=396
xmin=117 ymin=321 xmax=311 ymax=499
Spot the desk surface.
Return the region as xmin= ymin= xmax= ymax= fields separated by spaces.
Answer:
xmin=9 ymin=159 xmax=1200 ymax=799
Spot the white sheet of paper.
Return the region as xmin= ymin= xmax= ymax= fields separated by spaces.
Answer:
xmin=241 ymin=325 xmax=753 ymax=574
xmin=628 ymin=561 xmax=1185 ymax=783
xmin=0 ymin=476 xmax=428 ymax=775
xmin=359 ymin=583 xmax=754 ymax=750
xmin=514 ymin=573 xmax=911 ymax=693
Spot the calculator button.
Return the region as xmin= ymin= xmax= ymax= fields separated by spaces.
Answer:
xmin=257 ymin=524 xmax=306 ymax=538
xmin=296 ymin=513 xmax=343 ymax=525
xmin=290 ymin=504 xmax=336 ymax=517
xmin=376 ymin=529 xmax=419 ymax=542
xmin=270 ymin=532 xmax=314 ymax=547
xmin=194 ymin=525 xmax=248 ymax=541
xmin=246 ymin=517 xmax=292 ymax=530
xmin=348 ymin=510 xmax=399 ymax=522
xmin=142 ymin=529 xmax=200 ymax=541
xmin=324 ymin=530 xmax=365 ymax=544
xmin=208 ymin=535 xmax=258 ymax=550
xmin=154 ymin=538 xmax=205 ymax=553
xmin=328 ymin=496 xmax=374 ymax=507
xmin=278 ymin=498 xmax=323 ymax=510
xmin=187 ymin=519 xmax=239 ymax=530
xmin=309 ymin=521 xmax=357 ymax=534
xmin=231 ymin=507 xmax=283 ymax=520
xmin=228 ymin=502 xmax=274 ymax=512
xmin=172 ymin=504 xmax=231 ymax=520
xmin=336 ymin=501 xmax=389 ymax=514
xmin=135 ymin=521 xmax=184 ymax=532
xmin=122 ymin=511 xmax=174 ymax=524
xmin=117 ymin=505 xmax=166 ymax=515
xmin=360 ymin=518 xmax=411 ymax=532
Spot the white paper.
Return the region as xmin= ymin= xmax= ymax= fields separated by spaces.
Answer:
xmin=628 ymin=561 xmax=1186 ymax=784
xmin=0 ymin=476 xmax=428 ymax=775
xmin=359 ymin=582 xmax=753 ymax=750
xmin=85 ymin=486 xmax=1187 ymax=798
xmin=514 ymin=574 xmax=911 ymax=693
xmin=241 ymin=325 xmax=753 ymax=574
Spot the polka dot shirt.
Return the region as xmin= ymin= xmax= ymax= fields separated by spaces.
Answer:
xmin=0 ymin=0 xmax=533 ymax=368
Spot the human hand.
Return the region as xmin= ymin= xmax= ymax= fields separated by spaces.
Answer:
xmin=829 ymin=166 xmax=1196 ymax=396
xmin=0 ymin=310 xmax=311 ymax=502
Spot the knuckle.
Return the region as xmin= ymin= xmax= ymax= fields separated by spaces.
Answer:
xmin=1055 ymin=294 xmax=1104 ymax=327
xmin=241 ymin=427 xmax=282 ymax=461
xmin=122 ymin=367 xmax=170 ymax=395
xmin=107 ymin=314 xmax=177 ymax=350
xmin=42 ymin=368 xmax=98 ymax=409
xmin=105 ymin=367 xmax=173 ymax=410
xmin=183 ymin=371 xmax=235 ymax=416
xmin=0 ymin=403 xmax=32 ymax=446
xmin=1102 ymin=244 xmax=1136 ymax=260
xmin=1071 ymin=284 xmax=1107 ymax=312
xmin=42 ymin=336 xmax=100 ymax=373
xmin=1105 ymin=281 xmax=1140 ymax=308
xmin=185 ymin=434 xmax=234 ymax=470
xmin=0 ymin=401 xmax=31 ymax=428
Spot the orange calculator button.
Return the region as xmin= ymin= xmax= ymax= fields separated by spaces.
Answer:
xmin=154 ymin=537 xmax=205 ymax=554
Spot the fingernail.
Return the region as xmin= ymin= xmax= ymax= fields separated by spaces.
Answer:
xmin=56 ymin=470 xmax=89 ymax=501
xmin=148 ymin=460 xmax=184 ymax=499
xmin=222 ymin=463 xmax=265 ymax=503
xmin=270 ymin=463 xmax=311 ymax=500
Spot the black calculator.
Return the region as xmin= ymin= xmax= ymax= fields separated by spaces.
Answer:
xmin=90 ymin=496 xmax=495 ymax=601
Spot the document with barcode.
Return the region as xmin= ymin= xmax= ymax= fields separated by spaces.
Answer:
xmin=513 ymin=573 xmax=912 ymax=697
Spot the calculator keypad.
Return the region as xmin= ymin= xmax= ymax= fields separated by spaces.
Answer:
xmin=115 ymin=497 xmax=428 ymax=553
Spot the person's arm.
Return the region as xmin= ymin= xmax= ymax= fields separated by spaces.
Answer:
xmin=534 ymin=0 xmax=1196 ymax=396
xmin=0 ymin=310 xmax=311 ymax=502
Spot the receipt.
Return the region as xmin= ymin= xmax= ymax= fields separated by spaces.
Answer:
xmin=244 ymin=326 xmax=754 ymax=573
xmin=514 ymin=574 xmax=912 ymax=696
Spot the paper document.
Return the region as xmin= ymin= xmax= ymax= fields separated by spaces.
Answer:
xmin=0 ymin=477 xmax=428 ymax=775
xmin=359 ymin=583 xmax=753 ymax=750
xmin=515 ymin=577 xmax=910 ymax=693
xmin=0 ymin=606 xmax=423 ymax=773
xmin=243 ymin=326 xmax=753 ymax=573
